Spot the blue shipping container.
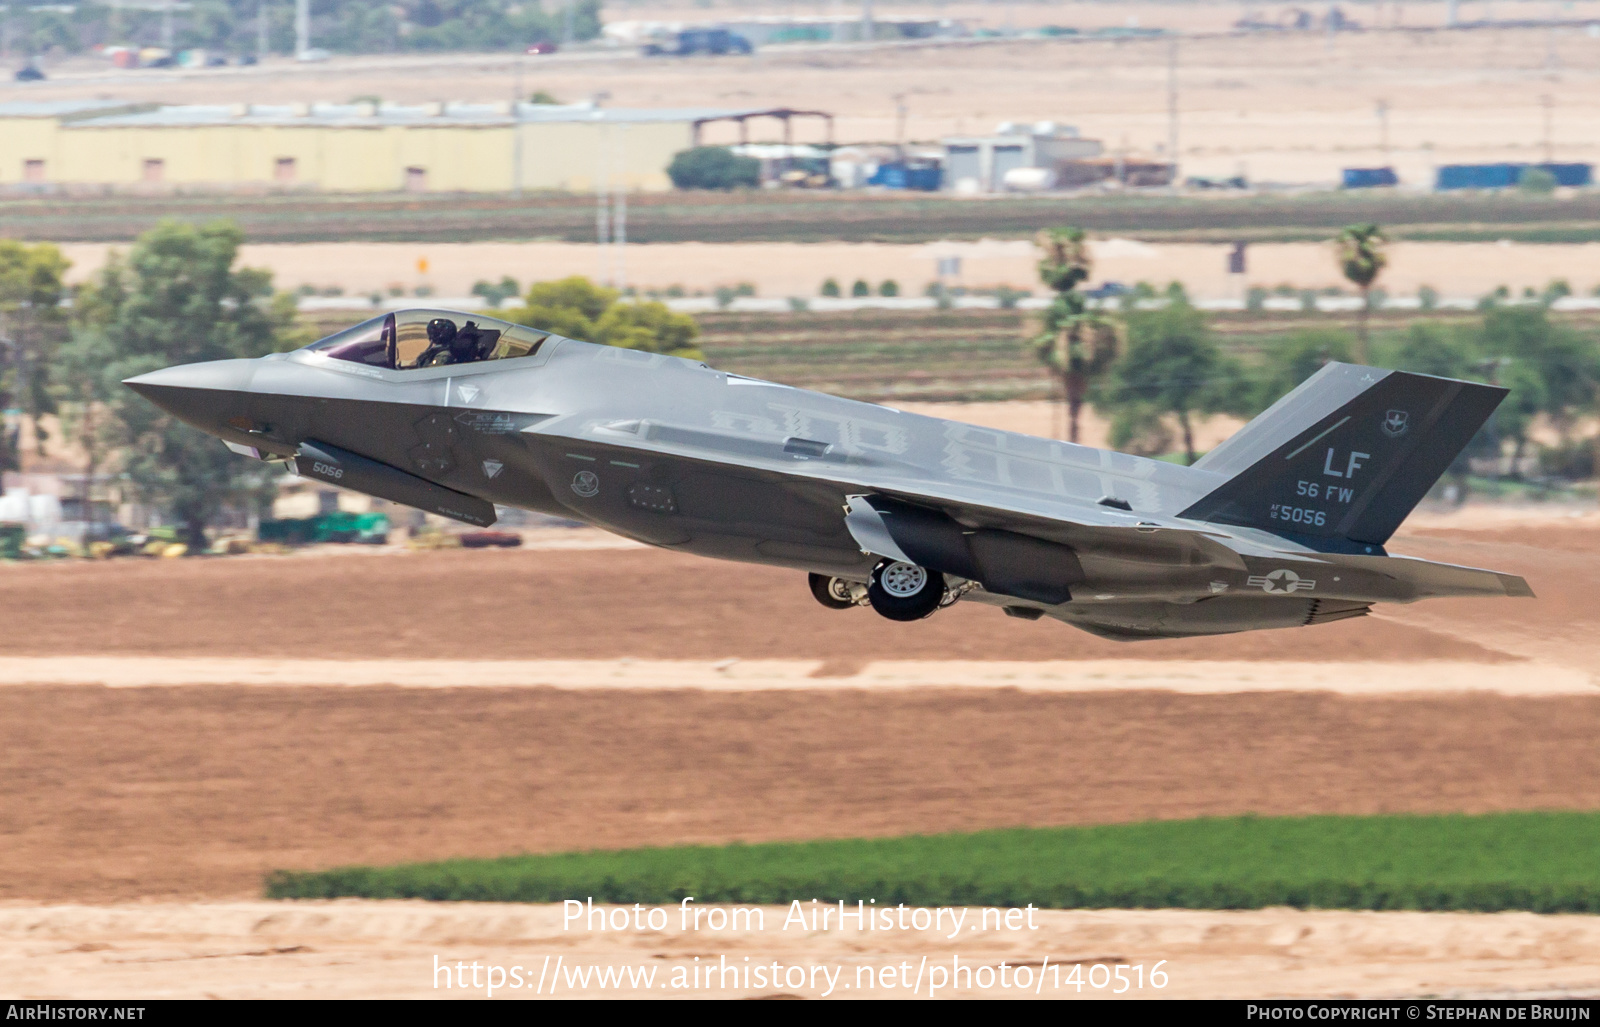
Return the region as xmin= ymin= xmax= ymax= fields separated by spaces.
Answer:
xmin=1436 ymin=161 xmax=1594 ymax=190
xmin=1539 ymin=162 xmax=1593 ymax=187
xmin=866 ymin=162 xmax=943 ymax=191
xmin=1436 ymin=163 xmax=1522 ymax=190
xmin=1342 ymin=167 xmax=1399 ymax=188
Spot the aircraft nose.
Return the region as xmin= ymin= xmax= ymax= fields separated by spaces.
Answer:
xmin=122 ymin=359 xmax=257 ymax=434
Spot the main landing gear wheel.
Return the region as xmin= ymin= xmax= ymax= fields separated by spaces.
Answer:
xmin=808 ymin=572 xmax=857 ymax=610
xmin=867 ymin=560 xmax=945 ymax=621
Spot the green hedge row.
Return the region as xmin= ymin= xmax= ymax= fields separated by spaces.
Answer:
xmin=266 ymin=811 xmax=1600 ymax=912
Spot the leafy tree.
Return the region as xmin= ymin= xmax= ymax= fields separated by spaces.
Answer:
xmin=667 ymin=147 xmax=761 ymax=191
xmin=81 ymin=221 xmax=296 ymax=548
xmin=0 ymin=241 xmax=71 ymax=466
xmin=1336 ymin=223 xmax=1388 ymax=363
xmin=595 ymin=302 xmax=704 ymax=361
xmin=50 ymin=327 xmax=117 ymax=539
xmin=879 ymin=280 xmax=899 ymax=297
xmin=1519 ymin=167 xmax=1557 ymax=195
xmin=1256 ymin=327 xmax=1355 ymax=407
xmin=506 ymin=275 xmax=704 ymax=361
xmin=1032 ymin=227 xmax=1120 ymax=444
xmin=73 ymin=0 xmax=601 ymax=56
xmin=1381 ymin=321 xmax=1476 ymax=380
xmin=177 ymin=1 xmax=236 ymax=49
xmin=820 ymin=278 xmax=841 ymax=298
xmin=1493 ymin=360 xmax=1549 ymax=478
xmin=1473 ymin=306 xmax=1600 ymax=473
xmin=850 ymin=279 xmax=870 ymax=297
xmin=1097 ymin=299 xmax=1239 ymax=465
xmin=1106 ymin=400 xmax=1174 ymax=458
xmin=470 ymin=275 xmax=520 ymax=307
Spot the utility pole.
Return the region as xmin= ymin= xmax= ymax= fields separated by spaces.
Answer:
xmin=512 ymin=55 xmax=525 ymax=198
xmin=596 ymin=123 xmax=611 ymax=287
xmin=294 ymin=0 xmax=309 ymax=57
xmin=1166 ymin=38 xmax=1179 ymax=185
xmin=1376 ymin=99 xmax=1390 ymax=166
xmin=614 ymin=124 xmax=627 ymax=294
xmin=258 ymin=0 xmax=269 ymax=58
xmin=1541 ymin=94 xmax=1554 ymax=163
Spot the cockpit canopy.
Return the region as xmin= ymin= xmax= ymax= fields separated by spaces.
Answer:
xmin=305 ymin=309 xmax=551 ymax=371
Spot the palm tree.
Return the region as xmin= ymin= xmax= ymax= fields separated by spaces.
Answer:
xmin=1034 ymin=228 xmax=1121 ymax=444
xmin=1336 ymin=223 xmax=1388 ymax=363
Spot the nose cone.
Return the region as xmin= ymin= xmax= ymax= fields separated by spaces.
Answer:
xmin=123 ymin=359 xmax=257 ymax=435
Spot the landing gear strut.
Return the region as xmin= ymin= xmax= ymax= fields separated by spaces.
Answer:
xmin=808 ymin=572 xmax=860 ymax=610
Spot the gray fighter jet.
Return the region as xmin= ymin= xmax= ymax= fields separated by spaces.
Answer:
xmin=124 ymin=308 xmax=1532 ymax=639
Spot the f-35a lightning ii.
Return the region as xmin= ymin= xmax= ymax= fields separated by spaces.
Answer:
xmin=124 ymin=308 xmax=1532 ymax=640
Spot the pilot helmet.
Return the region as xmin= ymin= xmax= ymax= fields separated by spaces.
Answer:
xmin=426 ymin=318 xmax=458 ymax=345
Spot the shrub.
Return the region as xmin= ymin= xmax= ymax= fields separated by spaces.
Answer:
xmin=820 ymin=278 xmax=841 ymax=297
xmin=667 ymin=147 xmax=761 ymax=190
xmin=1520 ymin=167 xmax=1558 ymax=195
xmin=878 ymin=280 xmax=899 ymax=297
xmin=996 ymin=285 xmax=1028 ymax=309
xmin=851 ymin=279 xmax=870 ymax=297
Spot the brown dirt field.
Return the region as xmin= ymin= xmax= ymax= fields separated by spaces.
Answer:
xmin=0 ymin=544 xmax=1513 ymax=663
xmin=3 ymin=518 xmax=1597 ymax=996
xmin=10 ymin=902 xmax=1600 ymax=1000
xmin=55 ymin=239 xmax=1600 ymax=302
xmin=6 ymin=684 xmax=1600 ymax=903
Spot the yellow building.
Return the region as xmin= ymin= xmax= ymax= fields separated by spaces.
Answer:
xmin=0 ymin=100 xmax=812 ymax=193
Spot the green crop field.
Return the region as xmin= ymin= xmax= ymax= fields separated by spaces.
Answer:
xmin=11 ymin=190 xmax=1600 ymax=244
xmin=266 ymin=811 xmax=1600 ymax=912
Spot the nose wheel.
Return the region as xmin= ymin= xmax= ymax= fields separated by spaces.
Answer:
xmin=867 ymin=560 xmax=945 ymax=621
xmin=808 ymin=572 xmax=860 ymax=610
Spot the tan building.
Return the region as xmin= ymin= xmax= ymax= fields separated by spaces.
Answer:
xmin=0 ymin=100 xmax=806 ymax=194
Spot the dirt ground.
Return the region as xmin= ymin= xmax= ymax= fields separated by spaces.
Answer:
xmin=0 ymin=534 xmax=1522 ymax=663
xmin=4 ymin=512 xmax=1599 ymax=996
xmin=53 ymin=238 xmax=1600 ymax=302
xmin=0 ymin=516 xmax=1592 ymax=906
xmin=7 ymin=684 xmax=1600 ymax=904
xmin=8 ymin=901 xmax=1600 ymax=1000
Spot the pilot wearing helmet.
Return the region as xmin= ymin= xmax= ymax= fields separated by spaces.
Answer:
xmin=415 ymin=318 xmax=458 ymax=367
xmin=416 ymin=317 xmax=493 ymax=367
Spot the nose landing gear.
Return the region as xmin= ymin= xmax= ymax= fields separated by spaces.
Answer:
xmin=808 ymin=572 xmax=862 ymax=610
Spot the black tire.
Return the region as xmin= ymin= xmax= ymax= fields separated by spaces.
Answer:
xmin=867 ymin=561 xmax=944 ymax=621
xmin=808 ymin=572 xmax=856 ymax=610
